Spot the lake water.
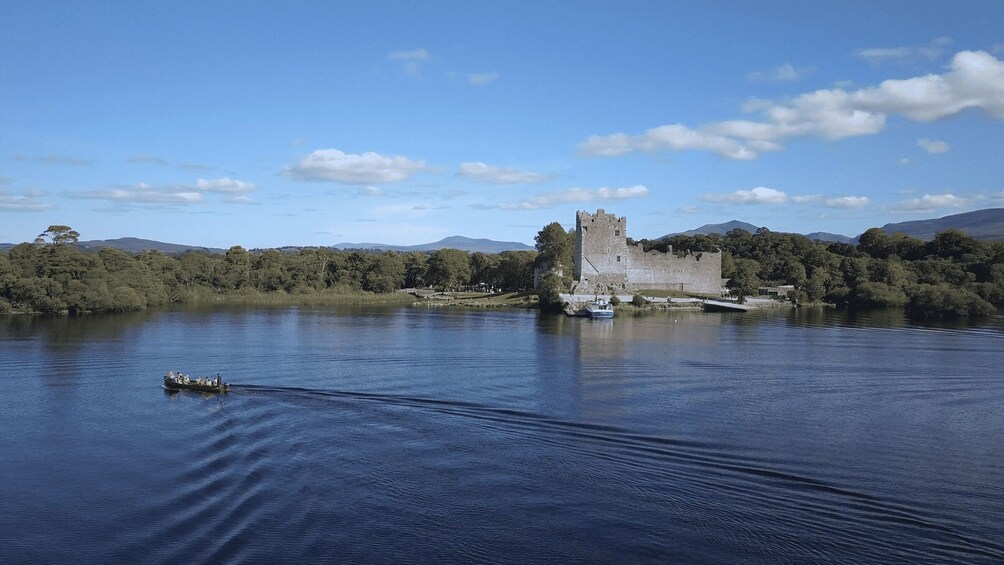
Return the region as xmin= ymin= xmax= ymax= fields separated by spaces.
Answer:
xmin=1 ymin=305 xmax=1003 ymax=563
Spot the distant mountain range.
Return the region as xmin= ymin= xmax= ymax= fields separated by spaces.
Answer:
xmin=0 ymin=235 xmax=532 ymax=255
xmin=663 ymin=208 xmax=1004 ymax=243
xmin=76 ymin=237 xmax=226 ymax=254
xmin=3 ymin=209 xmax=1003 ymax=254
xmin=332 ymin=235 xmax=534 ymax=253
xmin=664 ymin=221 xmax=856 ymax=243
xmin=877 ymin=208 xmax=1004 ymax=241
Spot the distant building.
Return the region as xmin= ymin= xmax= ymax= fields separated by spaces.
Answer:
xmin=758 ymin=285 xmax=795 ymax=299
xmin=572 ymin=209 xmax=721 ymax=295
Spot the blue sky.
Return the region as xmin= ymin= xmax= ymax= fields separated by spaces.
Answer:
xmin=2 ymin=1 xmax=1003 ymax=248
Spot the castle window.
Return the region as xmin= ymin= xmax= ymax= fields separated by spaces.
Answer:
xmin=614 ymin=230 xmax=620 ymax=236
xmin=616 ymin=256 xmax=621 ymax=262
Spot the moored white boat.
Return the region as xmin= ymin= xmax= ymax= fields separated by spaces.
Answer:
xmin=584 ymin=299 xmax=615 ymax=318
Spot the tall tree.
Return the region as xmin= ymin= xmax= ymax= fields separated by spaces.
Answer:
xmin=727 ymin=258 xmax=761 ymax=303
xmin=426 ymin=249 xmax=471 ymax=291
xmin=37 ymin=225 xmax=80 ymax=246
xmin=534 ymin=222 xmax=574 ymax=289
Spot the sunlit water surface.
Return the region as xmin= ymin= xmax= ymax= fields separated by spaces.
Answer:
xmin=1 ymin=306 xmax=1002 ymax=563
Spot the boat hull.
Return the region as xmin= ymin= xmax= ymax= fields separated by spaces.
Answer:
xmin=585 ymin=307 xmax=615 ymax=318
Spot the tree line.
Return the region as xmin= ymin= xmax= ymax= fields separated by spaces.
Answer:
xmin=4 ymin=223 xmax=1004 ymax=318
xmin=644 ymin=226 xmax=1004 ymax=318
xmin=0 ymin=226 xmax=537 ymax=314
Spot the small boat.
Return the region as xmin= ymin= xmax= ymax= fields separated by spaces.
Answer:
xmin=584 ymin=298 xmax=615 ymax=318
xmin=164 ymin=371 xmax=229 ymax=393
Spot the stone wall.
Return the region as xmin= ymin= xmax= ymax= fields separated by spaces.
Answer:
xmin=573 ymin=209 xmax=721 ymax=295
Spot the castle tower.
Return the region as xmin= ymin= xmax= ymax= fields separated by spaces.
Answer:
xmin=574 ymin=209 xmax=629 ymax=293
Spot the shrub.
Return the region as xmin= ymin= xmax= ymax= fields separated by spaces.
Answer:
xmin=631 ymin=294 xmax=646 ymax=307
xmin=906 ymin=284 xmax=995 ymax=319
xmin=536 ymin=271 xmax=565 ymax=312
xmin=609 ymin=294 xmax=621 ymax=306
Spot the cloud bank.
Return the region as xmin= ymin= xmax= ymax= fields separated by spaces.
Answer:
xmin=0 ymin=189 xmax=52 ymax=211
xmin=285 ymin=149 xmax=428 ymax=184
xmin=495 ymin=185 xmax=650 ymax=210
xmin=702 ymin=187 xmax=869 ymax=208
xmin=580 ymin=50 xmax=1004 ymax=160
xmin=71 ymin=177 xmax=256 ymax=206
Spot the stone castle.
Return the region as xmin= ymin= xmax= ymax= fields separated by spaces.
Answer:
xmin=572 ymin=209 xmax=721 ymax=295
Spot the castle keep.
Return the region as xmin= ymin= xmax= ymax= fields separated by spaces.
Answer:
xmin=572 ymin=209 xmax=721 ymax=295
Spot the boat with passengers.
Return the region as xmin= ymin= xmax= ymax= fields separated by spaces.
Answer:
xmin=164 ymin=371 xmax=229 ymax=393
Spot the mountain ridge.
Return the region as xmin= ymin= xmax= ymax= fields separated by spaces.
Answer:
xmin=662 ymin=221 xmax=855 ymax=243
xmin=4 ymin=208 xmax=1003 ymax=253
xmin=331 ymin=235 xmax=534 ymax=253
xmin=877 ymin=208 xmax=1004 ymax=241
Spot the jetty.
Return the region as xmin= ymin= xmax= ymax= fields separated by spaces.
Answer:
xmin=701 ymin=299 xmax=750 ymax=312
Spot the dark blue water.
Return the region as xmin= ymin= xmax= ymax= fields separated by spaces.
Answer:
xmin=1 ymin=306 xmax=1002 ymax=563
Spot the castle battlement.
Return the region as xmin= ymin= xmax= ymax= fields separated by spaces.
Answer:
xmin=572 ymin=209 xmax=721 ymax=295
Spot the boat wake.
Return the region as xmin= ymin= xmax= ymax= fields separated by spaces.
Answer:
xmin=114 ymin=383 xmax=1004 ymax=563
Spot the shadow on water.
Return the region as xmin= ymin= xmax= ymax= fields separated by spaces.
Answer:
xmin=786 ymin=306 xmax=1004 ymax=332
xmin=0 ymin=309 xmax=158 ymax=343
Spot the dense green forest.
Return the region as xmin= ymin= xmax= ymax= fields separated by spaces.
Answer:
xmin=0 ymin=226 xmax=537 ymax=314
xmin=3 ymin=224 xmax=1004 ymax=318
xmin=646 ymin=226 xmax=1004 ymax=318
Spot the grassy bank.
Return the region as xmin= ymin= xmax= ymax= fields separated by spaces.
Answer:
xmin=412 ymin=290 xmax=540 ymax=309
xmin=177 ymin=288 xmax=419 ymax=306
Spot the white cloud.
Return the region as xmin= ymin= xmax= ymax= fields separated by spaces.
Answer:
xmin=702 ymin=186 xmax=787 ymax=204
xmin=791 ymin=194 xmax=823 ymax=203
xmin=69 ymin=177 xmax=258 ymax=206
xmin=855 ymin=37 xmax=952 ymax=64
xmin=388 ymin=48 xmax=429 ymax=77
xmin=468 ymin=72 xmax=499 ymax=86
xmin=580 ymin=124 xmax=762 ymax=160
xmin=917 ymin=138 xmax=950 ymax=154
xmin=894 ymin=193 xmax=966 ymax=211
xmin=74 ymin=183 xmax=205 ymax=205
xmin=284 ymin=149 xmax=429 ymax=184
xmin=900 ymin=158 xmax=912 ymax=165
xmin=0 ymin=189 xmax=52 ymax=211
xmin=195 ymin=177 xmax=256 ymax=193
xmin=580 ymin=50 xmax=1004 ymax=160
xmin=496 ymin=185 xmax=650 ymax=210
xmin=458 ymin=162 xmax=551 ymax=184
xmin=825 ymin=196 xmax=870 ymax=208
xmin=359 ymin=186 xmax=384 ymax=197
xmin=747 ymin=63 xmax=812 ymax=83
xmin=677 ymin=205 xmax=700 ymax=214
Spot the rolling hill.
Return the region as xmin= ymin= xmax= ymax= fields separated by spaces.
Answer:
xmin=663 ymin=221 xmax=854 ymax=243
xmin=876 ymin=208 xmax=1004 ymax=241
xmin=332 ymin=236 xmax=533 ymax=253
